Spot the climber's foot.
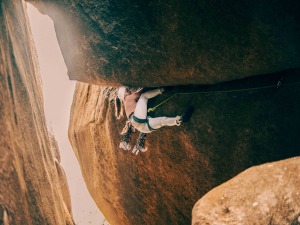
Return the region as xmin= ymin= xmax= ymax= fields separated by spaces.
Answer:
xmin=119 ymin=141 xmax=131 ymax=151
xmin=132 ymin=146 xmax=147 ymax=155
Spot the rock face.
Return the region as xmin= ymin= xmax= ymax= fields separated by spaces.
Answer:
xmin=69 ymin=71 xmax=300 ymax=225
xmin=0 ymin=1 xmax=73 ymax=224
xmin=192 ymin=157 xmax=300 ymax=225
xmin=26 ymin=0 xmax=300 ymax=86
xmin=22 ymin=0 xmax=300 ymax=224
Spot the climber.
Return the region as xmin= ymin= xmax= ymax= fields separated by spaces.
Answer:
xmin=118 ymin=87 xmax=182 ymax=155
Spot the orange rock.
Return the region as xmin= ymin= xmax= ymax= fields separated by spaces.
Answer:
xmin=0 ymin=1 xmax=74 ymax=224
xmin=69 ymin=79 xmax=300 ymax=225
xmin=192 ymin=157 xmax=300 ymax=225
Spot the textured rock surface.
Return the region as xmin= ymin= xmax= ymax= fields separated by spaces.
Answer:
xmin=26 ymin=0 xmax=300 ymax=86
xmin=0 ymin=1 xmax=73 ymax=224
xmin=69 ymin=72 xmax=300 ymax=225
xmin=192 ymin=157 xmax=300 ymax=225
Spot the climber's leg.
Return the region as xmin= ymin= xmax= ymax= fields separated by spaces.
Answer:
xmin=148 ymin=116 xmax=182 ymax=130
xmin=134 ymin=88 xmax=163 ymax=120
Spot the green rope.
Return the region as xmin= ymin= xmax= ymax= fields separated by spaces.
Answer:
xmin=148 ymin=94 xmax=178 ymax=112
xmin=147 ymin=81 xmax=300 ymax=112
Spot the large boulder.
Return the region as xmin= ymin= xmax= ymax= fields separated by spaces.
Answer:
xmin=26 ymin=0 xmax=300 ymax=86
xmin=68 ymin=71 xmax=300 ymax=225
xmin=0 ymin=1 xmax=73 ymax=224
xmin=192 ymin=157 xmax=300 ymax=225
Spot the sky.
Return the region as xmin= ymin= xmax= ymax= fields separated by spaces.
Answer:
xmin=26 ymin=4 xmax=107 ymax=225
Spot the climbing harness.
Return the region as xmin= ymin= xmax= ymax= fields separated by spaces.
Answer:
xmin=148 ymin=78 xmax=300 ymax=112
xmin=132 ymin=115 xmax=156 ymax=131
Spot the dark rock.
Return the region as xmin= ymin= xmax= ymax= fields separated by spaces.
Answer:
xmin=27 ymin=0 xmax=300 ymax=86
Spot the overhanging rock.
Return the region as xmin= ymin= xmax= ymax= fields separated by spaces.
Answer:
xmin=26 ymin=0 xmax=300 ymax=86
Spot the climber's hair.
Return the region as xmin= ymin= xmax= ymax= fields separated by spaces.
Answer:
xmin=114 ymin=94 xmax=124 ymax=120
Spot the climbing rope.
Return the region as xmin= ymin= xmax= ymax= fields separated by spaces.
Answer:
xmin=148 ymin=79 xmax=300 ymax=112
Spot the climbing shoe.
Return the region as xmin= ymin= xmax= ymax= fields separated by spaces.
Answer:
xmin=132 ymin=145 xmax=148 ymax=155
xmin=132 ymin=133 xmax=147 ymax=155
xmin=119 ymin=141 xmax=131 ymax=151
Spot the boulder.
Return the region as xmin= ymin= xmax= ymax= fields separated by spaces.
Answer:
xmin=192 ymin=157 xmax=300 ymax=225
xmin=0 ymin=1 xmax=74 ymax=224
xmin=26 ymin=0 xmax=300 ymax=86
